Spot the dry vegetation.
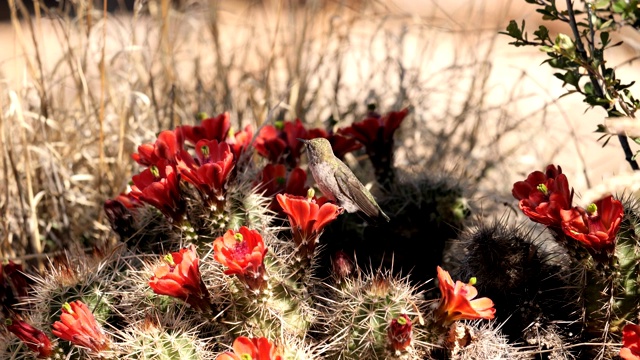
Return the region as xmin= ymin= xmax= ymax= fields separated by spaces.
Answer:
xmin=0 ymin=0 xmax=637 ymax=266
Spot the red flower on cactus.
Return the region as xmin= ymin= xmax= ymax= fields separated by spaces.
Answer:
xmin=255 ymin=125 xmax=288 ymax=163
xmin=388 ymin=314 xmax=413 ymax=352
xmin=255 ymin=119 xmax=310 ymax=167
xmin=179 ymin=112 xmax=231 ymax=144
xmin=512 ymin=164 xmax=573 ymax=227
xmin=276 ymin=192 xmax=343 ymax=255
xmin=104 ymin=193 xmax=141 ymax=239
xmin=307 ymin=128 xmax=362 ymax=159
xmin=1 ymin=260 xmax=29 ymax=301
xmin=435 ymin=266 xmax=495 ymax=326
xmin=130 ymin=162 xmax=185 ymax=223
xmin=6 ymin=317 xmax=53 ymax=358
xmin=227 ymin=124 xmax=254 ymax=159
xmin=149 ymin=245 xmax=211 ymax=312
xmin=331 ymin=250 xmax=354 ymax=280
xmin=256 ymin=164 xmax=308 ymax=211
xmin=621 ymin=323 xmax=640 ymax=360
xmin=132 ymin=130 xmax=186 ymax=166
xmin=340 ymin=108 xmax=408 ymax=147
xmin=213 ymin=227 xmax=268 ymax=291
xmin=112 ymin=192 xmax=143 ymax=209
xmin=560 ymin=195 xmax=624 ymax=259
xmin=217 ymin=336 xmax=282 ymax=360
xmin=282 ymin=119 xmax=308 ymax=161
xmin=178 ymin=140 xmax=235 ymax=206
xmin=52 ymin=300 xmax=109 ymax=353
xmin=339 ymin=108 xmax=409 ymax=184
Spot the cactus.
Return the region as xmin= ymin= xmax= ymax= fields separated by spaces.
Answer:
xmin=445 ymin=321 xmax=521 ymax=360
xmin=454 ymin=219 xmax=579 ymax=343
xmin=575 ymin=195 xmax=640 ymax=359
xmin=333 ymin=173 xmax=472 ymax=287
xmin=318 ymin=267 xmax=432 ymax=359
xmin=117 ymin=312 xmax=216 ymax=360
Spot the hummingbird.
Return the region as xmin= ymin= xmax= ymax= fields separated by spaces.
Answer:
xmin=299 ymin=137 xmax=390 ymax=222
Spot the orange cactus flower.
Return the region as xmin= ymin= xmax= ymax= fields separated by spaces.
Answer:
xmin=560 ymin=195 xmax=624 ymax=261
xmin=213 ymin=227 xmax=268 ymax=291
xmin=621 ymin=324 xmax=640 ymax=360
xmin=149 ymin=245 xmax=211 ymax=312
xmin=217 ymin=336 xmax=282 ymax=360
xmin=435 ymin=266 xmax=495 ymax=326
xmin=52 ymin=300 xmax=109 ymax=353
xmin=6 ymin=317 xmax=53 ymax=358
xmin=276 ymin=192 xmax=343 ymax=256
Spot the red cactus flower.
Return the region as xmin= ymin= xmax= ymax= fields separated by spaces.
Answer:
xmin=256 ymin=164 xmax=308 ymax=211
xmin=6 ymin=317 xmax=53 ymax=358
xmin=130 ymin=162 xmax=185 ymax=223
xmin=113 ymin=192 xmax=143 ymax=209
xmin=307 ymin=128 xmax=362 ymax=159
xmin=282 ymin=119 xmax=308 ymax=161
xmin=1 ymin=260 xmax=29 ymax=301
xmin=149 ymin=245 xmax=211 ymax=312
xmin=217 ymin=336 xmax=282 ymax=360
xmin=512 ymin=164 xmax=573 ymax=227
xmin=179 ymin=112 xmax=231 ymax=145
xmin=213 ymin=227 xmax=268 ymax=291
xmin=435 ymin=266 xmax=495 ymax=326
xmin=255 ymin=119 xmax=311 ymax=167
xmin=132 ymin=130 xmax=186 ymax=166
xmin=255 ymin=125 xmax=289 ymax=164
xmin=339 ymin=108 xmax=409 ymax=185
xmin=178 ymin=140 xmax=235 ymax=207
xmin=52 ymin=300 xmax=109 ymax=353
xmin=104 ymin=193 xmax=142 ymax=238
xmin=227 ymin=124 xmax=254 ymax=159
xmin=621 ymin=324 xmax=640 ymax=360
xmin=131 ymin=143 xmax=159 ymax=166
xmin=387 ymin=314 xmax=413 ymax=352
xmin=276 ymin=192 xmax=343 ymax=256
xmin=341 ymin=108 xmax=408 ymax=147
xmin=560 ymin=195 xmax=624 ymax=260
xmin=331 ymin=250 xmax=354 ymax=280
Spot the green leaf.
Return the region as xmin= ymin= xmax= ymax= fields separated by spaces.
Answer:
xmin=612 ymin=0 xmax=627 ymax=13
xmin=594 ymin=0 xmax=611 ymax=9
xmin=504 ymin=20 xmax=523 ymax=39
xmin=600 ymin=32 xmax=610 ymax=47
xmin=584 ymin=82 xmax=595 ymax=96
xmin=599 ymin=19 xmax=614 ymax=31
xmin=534 ymin=25 xmax=550 ymax=41
xmin=555 ymin=33 xmax=576 ymax=59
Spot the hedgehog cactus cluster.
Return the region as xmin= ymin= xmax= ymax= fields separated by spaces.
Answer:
xmin=0 ymin=108 xmax=498 ymax=360
xmin=2 ymin=108 xmax=639 ymax=359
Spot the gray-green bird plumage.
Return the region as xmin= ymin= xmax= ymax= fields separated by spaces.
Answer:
xmin=300 ymin=137 xmax=390 ymax=222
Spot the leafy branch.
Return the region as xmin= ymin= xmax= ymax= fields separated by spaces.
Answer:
xmin=501 ymin=0 xmax=640 ymax=170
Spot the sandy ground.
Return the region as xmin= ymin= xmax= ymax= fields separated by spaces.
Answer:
xmin=1 ymin=0 xmax=639 ymax=204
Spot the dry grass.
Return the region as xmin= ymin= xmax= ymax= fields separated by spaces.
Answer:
xmin=1 ymin=0 xmax=637 ymax=266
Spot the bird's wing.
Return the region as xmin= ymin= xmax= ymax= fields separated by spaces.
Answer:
xmin=334 ymin=165 xmax=381 ymax=219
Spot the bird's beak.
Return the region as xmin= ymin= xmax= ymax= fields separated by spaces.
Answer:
xmin=297 ymin=138 xmax=308 ymax=144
